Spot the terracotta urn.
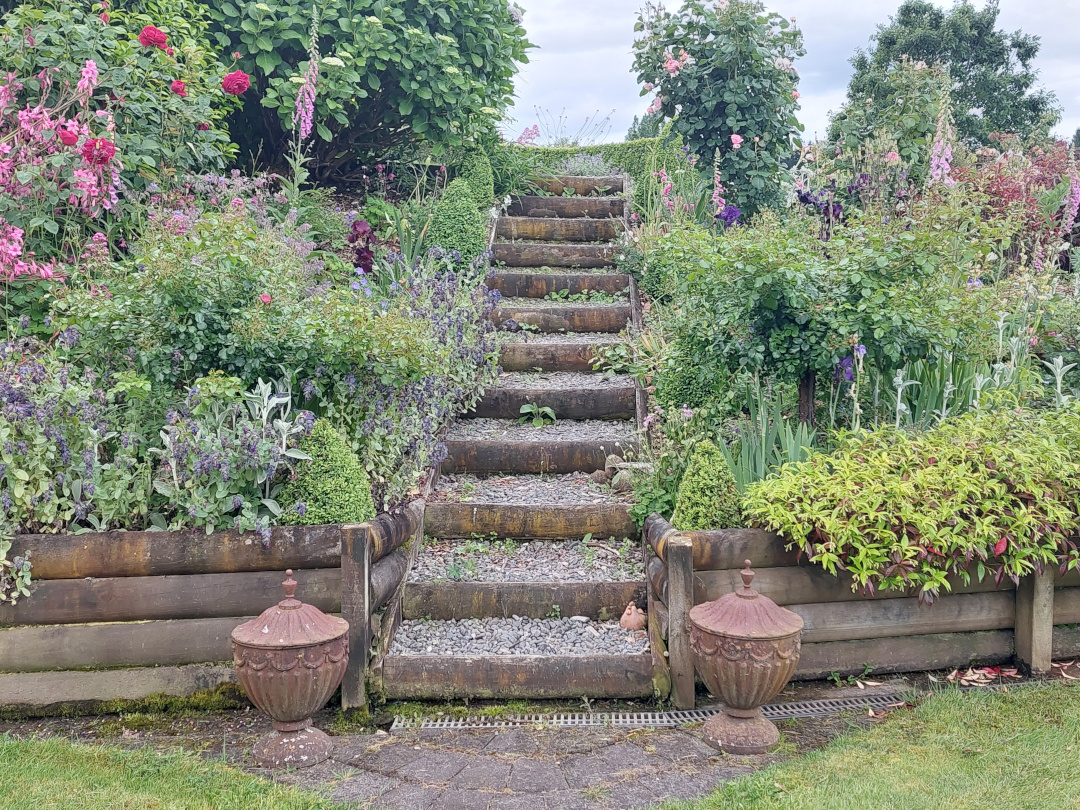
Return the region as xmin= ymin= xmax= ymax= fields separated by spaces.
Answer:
xmin=231 ymin=570 xmax=349 ymax=768
xmin=689 ymin=560 xmax=803 ymax=754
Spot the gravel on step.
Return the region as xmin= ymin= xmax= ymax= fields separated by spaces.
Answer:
xmin=445 ymin=418 xmax=636 ymax=443
xmin=502 ymin=332 xmax=624 ymax=345
xmin=494 ymin=265 xmax=626 ymax=275
xmin=497 ymin=296 xmax=628 ymax=309
xmin=494 ymin=371 xmax=632 ymax=391
xmin=410 ymin=537 xmax=644 ymax=583
xmin=391 ymin=617 xmax=649 ymax=657
xmin=431 ymin=472 xmax=632 ymax=505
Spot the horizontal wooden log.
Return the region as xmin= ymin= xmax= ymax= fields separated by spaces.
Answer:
xmin=493 ymin=303 xmax=630 ymax=334
xmin=380 ymin=653 xmax=654 ymax=700
xmin=424 ymin=503 xmax=637 ymax=541
xmin=790 ymin=592 xmax=1015 ymax=643
xmin=695 ymin=565 xmax=1017 ymax=607
xmin=1052 ymin=625 xmax=1080 ymax=658
xmin=19 ymin=524 xmax=342 ymax=581
xmin=647 ymin=555 xmax=668 ymax=604
xmin=0 ymin=617 xmax=247 ymax=672
xmin=493 ymin=243 xmax=616 ymax=269
xmin=496 ymin=217 xmax=621 ymax=243
xmin=369 ymin=500 xmax=424 ymax=565
xmin=442 ymin=438 xmax=637 ymax=476
xmin=0 ymin=568 xmax=339 ymax=627
xmin=680 ymin=528 xmax=797 ymax=570
xmin=644 ymin=514 xmax=677 ymax=561
xmin=533 ymin=176 xmax=625 ymax=196
xmin=487 ymin=272 xmax=630 ymax=298
xmin=793 ymin=630 xmax=1015 ymax=681
xmin=0 ymin=665 xmax=237 ymax=710
xmin=402 ymin=581 xmax=645 ymax=621
xmin=500 ymin=340 xmax=609 ymax=373
xmin=371 ymin=550 xmax=409 ymax=614
xmin=470 ymin=382 xmax=635 ymax=421
xmin=506 ymin=196 xmax=625 ymax=219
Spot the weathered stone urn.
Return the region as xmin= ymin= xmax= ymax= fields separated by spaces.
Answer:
xmin=689 ymin=560 xmax=803 ymax=754
xmin=231 ymin=570 xmax=349 ymax=768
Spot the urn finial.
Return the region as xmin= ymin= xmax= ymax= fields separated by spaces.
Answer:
xmin=738 ymin=560 xmax=756 ymax=597
xmin=283 ymin=569 xmax=298 ymax=599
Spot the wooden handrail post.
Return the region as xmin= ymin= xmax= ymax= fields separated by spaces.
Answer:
xmin=668 ymin=535 xmax=695 ymax=709
xmin=1015 ymin=567 xmax=1054 ymax=676
xmin=340 ymin=523 xmax=372 ymax=711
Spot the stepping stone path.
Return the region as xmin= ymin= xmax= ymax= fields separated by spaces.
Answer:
xmin=384 ymin=176 xmax=654 ymax=701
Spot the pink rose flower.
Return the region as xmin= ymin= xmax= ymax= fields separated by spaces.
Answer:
xmin=259 ymin=293 xmax=272 ymax=304
xmin=221 ymin=70 xmax=251 ymax=95
xmin=885 ymin=151 xmax=901 ymax=164
xmin=138 ymin=25 xmax=167 ymax=49
xmin=730 ymin=134 xmax=743 ymax=149
xmin=170 ymin=80 xmax=187 ymax=97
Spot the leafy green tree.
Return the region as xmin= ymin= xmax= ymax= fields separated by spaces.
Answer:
xmin=202 ymin=0 xmax=531 ymax=180
xmin=632 ymin=0 xmax=804 ymax=215
xmin=626 ymin=111 xmax=662 ymax=141
xmin=836 ymin=0 xmax=1060 ymax=145
xmin=1072 ymin=127 xmax=1080 ymax=152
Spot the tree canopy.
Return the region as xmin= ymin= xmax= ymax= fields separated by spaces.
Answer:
xmin=835 ymin=0 xmax=1060 ymax=145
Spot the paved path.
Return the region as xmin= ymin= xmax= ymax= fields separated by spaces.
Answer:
xmin=274 ymin=725 xmax=758 ymax=809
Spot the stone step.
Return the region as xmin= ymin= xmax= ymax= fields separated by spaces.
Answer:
xmin=442 ymin=419 xmax=637 ymax=475
xmin=488 ymin=271 xmax=630 ymax=298
xmin=469 ymin=371 xmax=635 ymax=420
xmin=494 ymin=242 xmax=616 ymax=268
xmin=507 ymin=195 xmax=625 ymax=219
xmin=425 ymin=473 xmax=637 ymax=540
xmin=495 ymin=216 xmax=622 ymax=243
xmin=404 ymin=580 xmax=645 ymax=622
xmin=494 ymin=300 xmax=630 ymax=334
xmin=534 ymin=175 xmax=625 ymax=196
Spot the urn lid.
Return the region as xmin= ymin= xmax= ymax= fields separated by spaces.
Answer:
xmin=231 ymin=570 xmax=349 ymax=649
xmin=689 ymin=560 xmax=803 ymax=640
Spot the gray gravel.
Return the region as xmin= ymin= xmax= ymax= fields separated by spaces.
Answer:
xmin=503 ymin=332 xmax=624 ymax=345
xmin=445 ymin=418 xmax=636 ymax=443
xmin=431 ymin=472 xmax=632 ymax=505
xmin=391 ymin=617 xmax=649 ymax=657
xmin=494 ymin=371 xmax=632 ymax=391
xmin=497 ymin=296 xmax=628 ymax=309
xmin=410 ymin=537 xmax=643 ymax=583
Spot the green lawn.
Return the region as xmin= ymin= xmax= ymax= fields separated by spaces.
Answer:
xmin=675 ymin=682 xmax=1080 ymax=810
xmin=0 ymin=736 xmax=337 ymax=810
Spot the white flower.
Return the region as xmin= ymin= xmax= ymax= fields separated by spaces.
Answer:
xmin=321 ymin=56 xmax=345 ymax=67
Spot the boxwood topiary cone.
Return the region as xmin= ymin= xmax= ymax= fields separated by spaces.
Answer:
xmin=279 ymin=420 xmax=376 ymax=526
xmin=427 ymin=179 xmax=487 ymax=263
xmin=672 ymin=440 xmax=743 ymax=531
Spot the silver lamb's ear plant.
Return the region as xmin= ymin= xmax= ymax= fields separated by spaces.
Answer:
xmin=892 ymin=366 xmax=919 ymax=429
xmin=1042 ymin=355 xmax=1078 ymax=408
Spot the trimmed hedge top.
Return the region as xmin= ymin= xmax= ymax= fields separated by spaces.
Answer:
xmin=744 ymin=407 xmax=1080 ymax=601
xmin=672 ymin=440 xmax=744 ymax=531
xmin=279 ymin=420 xmax=376 ymax=527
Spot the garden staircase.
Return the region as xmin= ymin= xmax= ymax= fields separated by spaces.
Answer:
xmin=377 ymin=175 xmax=659 ymax=700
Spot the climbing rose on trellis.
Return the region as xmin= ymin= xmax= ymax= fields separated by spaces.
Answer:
xmin=221 ymin=70 xmax=251 ymax=96
xmin=138 ymin=25 xmax=168 ymax=49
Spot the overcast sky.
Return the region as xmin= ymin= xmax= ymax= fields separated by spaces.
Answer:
xmin=503 ymin=0 xmax=1080 ymax=145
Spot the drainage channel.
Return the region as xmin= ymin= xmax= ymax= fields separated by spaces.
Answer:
xmin=391 ymin=692 xmax=905 ymax=732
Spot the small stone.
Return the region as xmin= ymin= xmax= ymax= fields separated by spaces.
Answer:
xmin=528 ymin=208 xmax=558 ymax=218
xmin=611 ymin=470 xmax=634 ymax=493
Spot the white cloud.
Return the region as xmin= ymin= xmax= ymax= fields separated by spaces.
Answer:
xmin=506 ymin=0 xmax=1080 ymax=144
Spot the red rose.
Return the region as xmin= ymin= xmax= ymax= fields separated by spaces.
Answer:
xmin=170 ymin=80 xmax=187 ymax=97
xmin=81 ymin=138 xmax=116 ymax=165
xmin=58 ymin=128 xmax=79 ymax=146
xmin=166 ymin=47 xmax=174 ymax=56
xmin=138 ymin=25 xmax=167 ymax=49
xmin=196 ymin=123 xmax=210 ymax=131
xmin=221 ymin=70 xmax=250 ymax=96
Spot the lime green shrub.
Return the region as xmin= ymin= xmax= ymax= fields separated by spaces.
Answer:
xmin=458 ymin=146 xmax=495 ymax=209
xmin=279 ymin=420 xmax=376 ymax=526
xmin=744 ymin=407 xmax=1080 ymax=600
xmin=427 ymin=179 xmax=487 ymax=262
xmin=672 ymin=440 xmax=744 ymax=530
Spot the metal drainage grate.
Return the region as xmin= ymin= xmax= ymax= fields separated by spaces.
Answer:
xmin=390 ymin=693 xmax=903 ymax=732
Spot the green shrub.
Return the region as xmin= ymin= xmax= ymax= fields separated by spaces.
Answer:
xmin=279 ymin=420 xmax=376 ymax=526
xmin=744 ymin=407 xmax=1080 ymax=600
xmin=671 ymin=440 xmax=743 ymax=531
xmin=457 ymin=146 xmax=495 ymax=209
xmin=427 ymin=179 xmax=487 ymax=262
xmin=204 ymin=0 xmax=531 ymax=180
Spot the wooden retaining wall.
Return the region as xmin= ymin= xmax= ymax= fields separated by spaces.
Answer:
xmin=0 ymin=503 xmax=423 ymax=712
xmin=644 ymin=514 xmax=1066 ymax=710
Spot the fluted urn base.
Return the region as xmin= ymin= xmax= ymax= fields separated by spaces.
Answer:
xmin=253 ymin=720 xmax=333 ymax=769
xmin=702 ymin=706 xmax=779 ymax=755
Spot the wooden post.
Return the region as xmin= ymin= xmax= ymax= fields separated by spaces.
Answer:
xmin=668 ymin=535 xmax=695 ymax=709
xmin=340 ymin=522 xmax=372 ymax=711
xmin=1015 ymin=568 xmax=1055 ymax=676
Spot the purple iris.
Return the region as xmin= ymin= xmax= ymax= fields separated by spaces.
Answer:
xmin=717 ymin=204 xmax=741 ymax=228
